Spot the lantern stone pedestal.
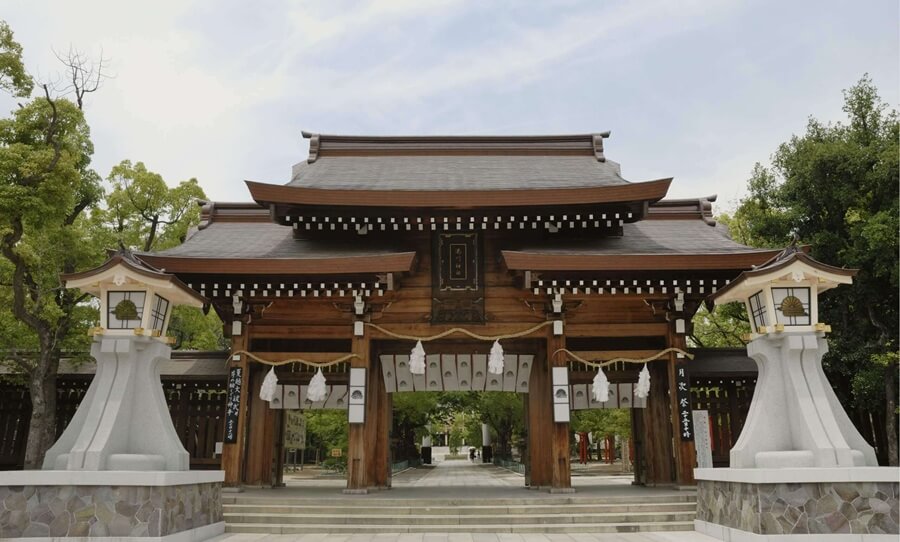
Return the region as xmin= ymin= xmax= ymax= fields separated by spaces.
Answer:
xmin=0 ymin=251 xmax=223 ymax=541
xmin=693 ymin=331 xmax=898 ymax=540
xmin=0 ymin=336 xmax=224 ymax=541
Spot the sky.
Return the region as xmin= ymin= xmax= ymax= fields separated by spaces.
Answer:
xmin=3 ymin=0 xmax=898 ymax=210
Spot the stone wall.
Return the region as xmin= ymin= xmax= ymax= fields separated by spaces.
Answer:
xmin=697 ymin=479 xmax=898 ymax=535
xmin=0 ymin=482 xmax=221 ymax=538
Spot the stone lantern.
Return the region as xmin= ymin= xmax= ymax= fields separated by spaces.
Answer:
xmin=708 ymin=244 xmax=876 ymax=468
xmin=43 ymin=249 xmax=207 ymax=471
xmin=692 ymin=245 xmax=898 ymax=540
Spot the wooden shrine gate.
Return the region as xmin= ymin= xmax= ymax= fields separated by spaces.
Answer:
xmin=133 ymin=132 xmax=780 ymax=491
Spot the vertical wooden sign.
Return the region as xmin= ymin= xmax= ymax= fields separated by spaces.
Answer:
xmin=224 ymin=367 xmax=242 ymax=444
xmin=675 ymin=363 xmax=694 ymax=440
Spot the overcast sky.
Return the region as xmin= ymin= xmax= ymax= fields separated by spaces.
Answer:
xmin=3 ymin=0 xmax=897 ymax=209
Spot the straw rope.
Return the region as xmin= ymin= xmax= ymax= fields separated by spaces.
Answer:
xmin=363 ymin=321 xmax=553 ymax=342
xmin=554 ymin=347 xmax=694 ymax=369
xmin=230 ymin=350 xmax=358 ymax=368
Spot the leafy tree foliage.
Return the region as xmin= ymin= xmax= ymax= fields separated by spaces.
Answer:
xmin=725 ymin=75 xmax=898 ymax=465
xmin=0 ymin=21 xmax=32 ymax=98
xmin=98 ymin=160 xmax=206 ymax=252
xmin=304 ymin=410 xmax=348 ymax=463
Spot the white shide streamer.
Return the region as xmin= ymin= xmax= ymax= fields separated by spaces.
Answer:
xmin=592 ymin=367 xmax=610 ymax=403
xmin=409 ymin=340 xmax=426 ymax=375
xmin=635 ymin=363 xmax=651 ymax=399
xmin=259 ymin=367 xmax=278 ymax=401
xmin=488 ymin=340 xmax=505 ymax=375
xmin=308 ymin=368 xmax=328 ymax=402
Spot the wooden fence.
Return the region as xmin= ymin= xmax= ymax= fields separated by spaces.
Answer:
xmin=0 ymin=377 xmax=226 ymax=470
xmin=691 ymin=376 xmax=757 ymax=467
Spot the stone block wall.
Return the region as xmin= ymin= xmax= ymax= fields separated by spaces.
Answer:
xmin=0 ymin=482 xmax=221 ymax=538
xmin=697 ymin=479 xmax=898 ymax=535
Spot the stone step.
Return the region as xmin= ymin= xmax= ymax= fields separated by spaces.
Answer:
xmin=225 ymin=520 xmax=695 ymax=534
xmin=222 ymin=502 xmax=696 ymax=516
xmin=221 ymin=494 xmax=697 ymax=507
xmin=224 ymin=510 xmax=696 ymax=525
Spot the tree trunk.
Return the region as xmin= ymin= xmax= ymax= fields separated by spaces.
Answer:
xmin=885 ymin=364 xmax=898 ymax=466
xmin=24 ymin=349 xmax=60 ymax=469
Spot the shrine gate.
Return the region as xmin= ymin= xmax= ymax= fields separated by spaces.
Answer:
xmin=136 ymin=132 xmax=779 ymax=492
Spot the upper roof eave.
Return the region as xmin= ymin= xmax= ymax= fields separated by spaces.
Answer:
xmin=245 ymin=177 xmax=672 ymax=209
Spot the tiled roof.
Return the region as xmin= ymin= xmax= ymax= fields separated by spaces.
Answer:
xmin=508 ymin=220 xmax=767 ymax=256
xmin=288 ymin=155 xmax=629 ymax=191
xmin=150 ymin=222 xmax=410 ymax=260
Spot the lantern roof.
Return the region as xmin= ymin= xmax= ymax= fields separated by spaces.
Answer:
xmin=62 ymin=247 xmax=207 ymax=307
xmin=707 ymin=242 xmax=857 ymax=307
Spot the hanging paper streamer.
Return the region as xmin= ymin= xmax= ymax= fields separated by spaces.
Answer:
xmin=259 ymin=366 xmax=278 ymax=401
xmin=409 ymin=340 xmax=426 ymax=375
xmin=635 ymin=363 xmax=651 ymax=399
xmin=592 ymin=367 xmax=610 ymax=403
xmin=308 ymin=368 xmax=328 ymax=402
xmin=488 ymin=340 xmax=505 ymax=375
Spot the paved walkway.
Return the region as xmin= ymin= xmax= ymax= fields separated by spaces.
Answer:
xmin=274 ymin=460 xmax=665 ymax=501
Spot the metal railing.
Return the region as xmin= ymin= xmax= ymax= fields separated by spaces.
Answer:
xmin=493 ymin=457 xmax=525 ymax=474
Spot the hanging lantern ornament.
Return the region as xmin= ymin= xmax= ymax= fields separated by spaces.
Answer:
xmin=488 ymin=340 xmax=505 ymax=375
xmin=308 ymin=368 xmax=328 ymax=402
xmin=635 ymin=363 xmax=651 ymax=399
xmin=593 ymin=366 xmax=610 ymax=403
xmin=409 ymin=340 xmax=426 ymax=375
xmin=259 ymin=366 xmax=278 ymax=401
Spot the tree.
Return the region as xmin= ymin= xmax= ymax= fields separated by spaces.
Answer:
xmin=92 ymin=159 xmax=221 ymax=349
xmin=727 ymin=75 xmax=898 ymax=465
xmin=0 ymin=21 xmax=105 ymax=468
xmin=391 ymin=392 xmax=440 ymax=460
xmin=100 ymin=160 xmax=206 ymax=252
xmin=477 ymin=392 xmax=524 ymax=459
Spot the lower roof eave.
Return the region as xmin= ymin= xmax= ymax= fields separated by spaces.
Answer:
xmin=501 ymin=250 xmax=782 ymax=272
xmin=138 ymin=252 xmax=418 ymax=275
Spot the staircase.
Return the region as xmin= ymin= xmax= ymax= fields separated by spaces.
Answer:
xmin=223 ymin=493 xmax=697 ymax=534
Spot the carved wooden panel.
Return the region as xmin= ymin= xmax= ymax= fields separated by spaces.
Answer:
xmin=431 ymin=232 xmax=485 ymax=323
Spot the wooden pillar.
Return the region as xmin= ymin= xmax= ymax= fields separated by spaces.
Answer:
xmin=668 ymin=325 xmax=696 ymax=485
xmin=527 ymin=334 xmax=572 ymax=492
xmin=243 ymin=364 xmax=279 ymax=486
xmin=641 ymin=359 xmax=674 ymax=485
xmin=346 ymin=332 xmax=391 ymax=493
xmin=527 ymin=347 xmax=550 ymax=487
xmin=221 ymin=327 xmax=248 ymax=486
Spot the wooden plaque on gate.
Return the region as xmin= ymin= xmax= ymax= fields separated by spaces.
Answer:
xmin=431 ymin=232 xmax=484 ymax=323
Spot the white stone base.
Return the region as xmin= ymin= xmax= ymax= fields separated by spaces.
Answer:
xmin=0 ymin=470 xmax=224 ymax=486
xmin=695 ymin=467 xmax=900 ymax=484
xmin=696 ymin=519 xmax=898 ymax=541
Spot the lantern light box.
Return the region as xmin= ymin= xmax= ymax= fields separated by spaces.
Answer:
xmin=710 ymin=246 xmax=854 ymax=339
xmin=63 ymin=249 xmax=206 ymax=341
